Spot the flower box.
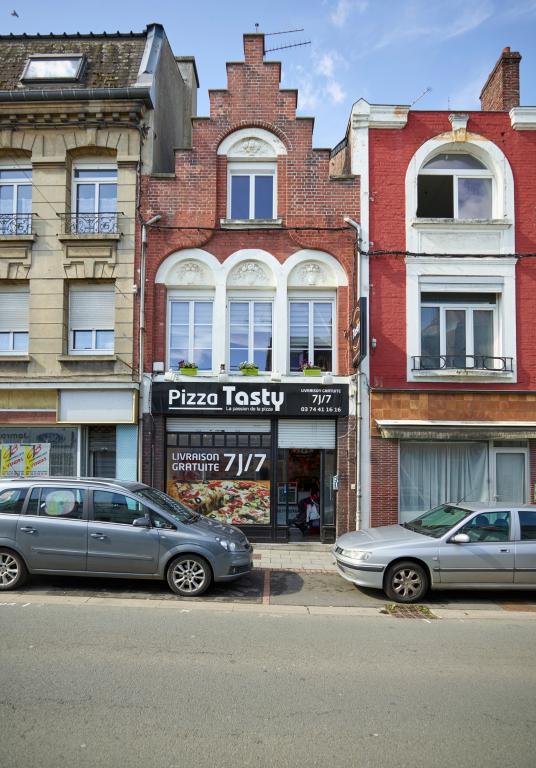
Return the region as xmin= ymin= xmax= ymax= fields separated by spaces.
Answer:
xmin=179 ymin=367 xmax=198 ymax=376
xmin=240 ymin=367 xmax=259 ymax=376
xmin=303 ymin=368 xmax=322 ymax=376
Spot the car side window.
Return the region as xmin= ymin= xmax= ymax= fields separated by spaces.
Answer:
xmin=0 ymin=487 xmax=27 ymax=514
xmin=149 ymin=511 xmax=176 ymax=530
xmin=25 ymin=487 xmax=84 ymax=519
xmin=459 ymin=511 xmax=511 ymax=542
xmin=92 ymin=490 xmax=146 ymax=525
xmin=518 ymin=511 xmax=536 ymax=540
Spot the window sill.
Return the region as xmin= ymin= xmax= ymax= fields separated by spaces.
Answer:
xmin=58 ymin=233 xmax=121 ymax=242
xmin=58 ymin=354 xmax=117 ymax=362
xmin=0 ymin=234 xmax=36 ymax=243
xmin=220 ymin=218 xmax=283 ymax=229
xmin=411 ymin=368 xmax=514 ymax=380
xmin=0 ymin=355 xmax=31 ymax=362
xmin=411 ymin=218 xmax=512 ymax=230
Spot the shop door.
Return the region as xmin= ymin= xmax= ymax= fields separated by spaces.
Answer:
xmin=492 ymin=449 xmax=527 ymax=503
xmin=277 ymin=449 xmax=321 ymax=540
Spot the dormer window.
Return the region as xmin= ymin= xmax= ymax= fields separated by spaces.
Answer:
xmin=21 ymin=55 xmax=85 ymax=82
xmin=417 ymin=153 xmax=492 ymax=219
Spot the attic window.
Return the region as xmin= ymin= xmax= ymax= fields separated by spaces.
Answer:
xmin=21 ymin=55 xmax=85 ymax=82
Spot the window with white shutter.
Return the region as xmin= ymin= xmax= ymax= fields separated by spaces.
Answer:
xmin=69 ymin=284 xmax=115 ymax=354
xmin=0 ymin=285 xmax=29 ymax=353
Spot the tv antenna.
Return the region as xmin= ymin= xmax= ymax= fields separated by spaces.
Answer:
xmin=255 ymin=25 xmax=311 ymax=54
xmin=411 ymin=86 xmax=432 ymax=107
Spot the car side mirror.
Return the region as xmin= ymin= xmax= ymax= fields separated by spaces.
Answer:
xmin=451 ymin=533 xmax=470 ymax=544
xmin=132 ymin=516 xmax=151 ymax=528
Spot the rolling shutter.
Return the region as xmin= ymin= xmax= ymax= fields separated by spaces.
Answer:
xmin=166 ymin=418 xmax=270 ymax=433
xmin=0 ymin=287 xmax=29 ymax=330
xmin=278 ymin=419 xmax=336 ymax=449
xmin=69 ymin=286 xmax=115 ymax=329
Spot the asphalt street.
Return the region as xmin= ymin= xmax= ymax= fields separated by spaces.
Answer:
xmin=1 ymin=596 xmax=535 ymax=768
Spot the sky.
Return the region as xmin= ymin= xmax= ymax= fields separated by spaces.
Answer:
xmin=2 ymin=0 xmax=536 ymax=147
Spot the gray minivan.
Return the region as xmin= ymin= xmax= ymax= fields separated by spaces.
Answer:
xmin=0 ymin=478 xmax=253 ymax=596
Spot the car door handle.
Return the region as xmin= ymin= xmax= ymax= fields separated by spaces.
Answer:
xmin=90 ymin=533 xmax=106 ymax=540
xmin=499 ymin=548 xmax=510 ymax=553
xmin=20 ymin=526 xmax=36 ymax=534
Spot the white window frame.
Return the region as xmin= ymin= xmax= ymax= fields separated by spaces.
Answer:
xmin=227 ymin=297 xmax=274 ymax=372
xmin=491 ymin=445 xmax=529 ymax=504
xmin=227 ymin=161 xmax=277 ymax=221
xmin=21 ymin=54 xmax=85 ymax=82
xmin=420 ymin=295 xmax=498 ymax=366
xmin=418 ymin=154 xmax=494 ymax=220
xmin=0 ymin=165 xmax=32 ymax=234
xmin=288 ymin=294 xmax=336 ymax=374
xmin=167 ymin=294 xmax=214 ymax=372
xmin=0 ymin=286 xmax=29 ymax=355
xmin=406 ymin=258 xmax=517 ymax=383
xmin=71 ymin=163 xmax=118 ymax=233
xmin=69 ymin=285 xmax=115 ymax=356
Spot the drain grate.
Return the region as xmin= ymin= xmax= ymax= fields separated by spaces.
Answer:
xmin=381 ymin=603 xmax=438 ymax=619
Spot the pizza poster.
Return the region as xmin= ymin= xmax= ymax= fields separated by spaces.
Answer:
xmin=166 ymin=447 xmax=271 ymax=525
xmin=0 ymin=443 xmax=51 ymax=477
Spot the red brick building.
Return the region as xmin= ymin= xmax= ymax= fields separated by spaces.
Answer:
xmin=344 ymin=47 xmax=536 ymax=527
xmin=139 ymin=33 xmax=359 ymax=542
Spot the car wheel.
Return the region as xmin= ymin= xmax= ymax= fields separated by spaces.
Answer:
xmin=166 ymin=555 xmax=212 ymax=597
xmin=384 ymin=560 xmax=428 ymax=603
xmin=0 ymin=549 xmax=28 ymax=591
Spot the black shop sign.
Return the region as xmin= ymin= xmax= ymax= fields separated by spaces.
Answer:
xmin=152 ymin=382 xmax=349 ymax=418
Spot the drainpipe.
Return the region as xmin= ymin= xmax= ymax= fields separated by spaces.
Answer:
xmin=344 ymin=216 xmax=362 ymax=531
xmin=138 ymin=214 xmax=161 ymax=482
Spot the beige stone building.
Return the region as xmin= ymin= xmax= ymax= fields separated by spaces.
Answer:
xmin=0 ymin=25 xmax=197 ymax=479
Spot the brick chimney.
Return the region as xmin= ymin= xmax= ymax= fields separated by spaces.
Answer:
xmin=480 ymin=47 xmax=521 ymax=111
xmin=243 ymin=33 xmax=265 ymax=64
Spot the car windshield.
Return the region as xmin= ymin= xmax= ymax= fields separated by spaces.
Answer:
xmin=135 ymin=487 xmax=200 ymax=524
xmin=402 ymin=504 xmax=473 ymax=538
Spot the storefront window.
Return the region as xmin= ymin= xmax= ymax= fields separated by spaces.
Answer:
xmin=0 ymin=427 xmax=78 ymax=477
xmin=166 ymin=432 xmax=271 ymax=525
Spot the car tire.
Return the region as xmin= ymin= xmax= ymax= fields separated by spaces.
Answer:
xmin=0 ymin=548 xmax=28 ymax=591
xmin=166 ymin=554 xmax=212 ymax=597
xmin=384 ymin=560 xmax=429 ymax=603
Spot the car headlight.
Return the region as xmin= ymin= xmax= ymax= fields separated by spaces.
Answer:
xmin=216 ymin=538 xmax=242 ymax=552
xmin=342 ymin=549 xmax=371 ymax=560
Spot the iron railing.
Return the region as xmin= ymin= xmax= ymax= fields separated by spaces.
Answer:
xmin=412 ymin=355 xmax=514 ymax=372
xmin=59 ymin=212 xmax=120 ymax=235
xmin=0 ymin=213 xmax=32 ymax=235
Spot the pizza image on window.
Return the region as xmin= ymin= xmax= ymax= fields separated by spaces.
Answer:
xmin=166 ymin=479 xmax=270 ymax=524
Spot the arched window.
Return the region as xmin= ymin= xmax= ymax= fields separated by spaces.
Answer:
xmin=417 ymin=152 xmax=492 ymax=219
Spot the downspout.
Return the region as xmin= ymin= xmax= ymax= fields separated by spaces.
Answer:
xmin=138 ymin=214 xmax=161 ymax=481
xmin=344 ymin=216 xmax=362 ymax=531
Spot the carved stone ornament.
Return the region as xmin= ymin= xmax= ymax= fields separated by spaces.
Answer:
xmin=177 ymin=260 xmax=205 ymax=286
xmin=230 ymin=137 xmax=273 ymax=158
xmin=299 ymin=262 xmax=324 ymax=286
xmin=228 ymin=261 xmax=269 ymax=287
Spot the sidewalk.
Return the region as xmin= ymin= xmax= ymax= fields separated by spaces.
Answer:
xmin=252 ymin=543 xmax=336 ymax=572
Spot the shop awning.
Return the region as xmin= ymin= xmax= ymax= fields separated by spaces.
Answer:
xmin=376 ymin=419 xmax=536 ymax=440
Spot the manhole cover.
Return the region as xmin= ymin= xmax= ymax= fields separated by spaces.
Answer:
xmin=381 ymin=603 xmax=438 ymax=619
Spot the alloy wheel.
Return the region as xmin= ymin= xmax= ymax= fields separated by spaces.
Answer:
xmin=171 ymin=559 xmax=207 ymax=594
xmin=0 ymin=553 xmax=20 ymax=588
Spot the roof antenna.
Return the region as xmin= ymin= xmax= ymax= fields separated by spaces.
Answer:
xmin=411 ymin=86 xmax=432 ymax=108
xmin=255 ymin=23 xmax=259 ymax=32
xmin=264 ymin=27 xmax=311 ymax=54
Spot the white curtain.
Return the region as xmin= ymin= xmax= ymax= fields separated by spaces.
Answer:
xmin=400 ymin=442 xmax=488 ymax=520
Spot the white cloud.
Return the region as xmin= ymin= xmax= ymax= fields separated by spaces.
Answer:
xmin=325 ymin=80 xmax=346 ymax=104
xmin=330 ymin=0 xmax=368 ymax=27
xmin=317 ymin=52 xmax=336 ymax=78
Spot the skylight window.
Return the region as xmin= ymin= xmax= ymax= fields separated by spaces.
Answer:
xmin=22 ymin=55 xmax=85 ymax=82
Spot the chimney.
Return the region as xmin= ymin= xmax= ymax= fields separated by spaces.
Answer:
xmin=480 ymin=47 xmax=521 ymax=111
xmin=243 ymin=33 xmax=265 ymax=64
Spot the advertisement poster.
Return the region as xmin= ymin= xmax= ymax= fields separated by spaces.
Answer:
xmin=166 ymin=447 xmax=270 ymax=525
xmin=0 ymin=443 xmax=51 ymax=477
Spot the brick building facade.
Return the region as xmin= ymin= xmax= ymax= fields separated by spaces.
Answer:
xmin=345 ymin=48 xmax=536 ymax=526
xmin=139 ymin=33 xmax=359 ymax=543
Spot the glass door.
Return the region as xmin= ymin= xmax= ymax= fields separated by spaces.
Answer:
xmin=277 ymin=448 xmax=321 ymax=541
xmin=493 ymin=449 xmax=527 ymax=503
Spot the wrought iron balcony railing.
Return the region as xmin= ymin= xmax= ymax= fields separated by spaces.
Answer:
xmin=59 ymin=212 xmax=120 ymax=235
xmin=412 ymin=355 xmax=514 ymax=372
xmin=0 ymin=213 xmax=32 ymax=236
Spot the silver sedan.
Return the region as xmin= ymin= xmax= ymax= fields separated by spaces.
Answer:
xmin=333 ymin=503 xmax=536 ymax=603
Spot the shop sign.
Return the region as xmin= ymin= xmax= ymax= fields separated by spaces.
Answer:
xmin=153 ymin=382 xmax=349 ymax=417
xmin=350 ymin=297 xmax=367 ymax=369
